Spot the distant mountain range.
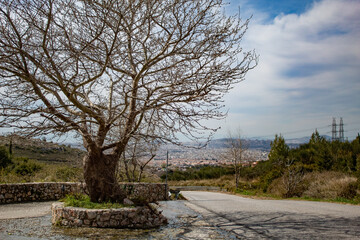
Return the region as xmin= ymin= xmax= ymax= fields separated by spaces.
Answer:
xmin=207 ymin=138 xmax=273 ymax=151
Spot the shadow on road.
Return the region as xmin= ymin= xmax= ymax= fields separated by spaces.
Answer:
xmin=199 ymin=207 xmax=360 ymax=239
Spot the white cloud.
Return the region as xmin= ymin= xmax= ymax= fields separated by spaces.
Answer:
xmin=214 ymin=0 xmax=360 ymax=139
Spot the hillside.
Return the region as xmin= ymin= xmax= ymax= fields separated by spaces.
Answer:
xmin=0 ymin=135 xmax=85 ymax=166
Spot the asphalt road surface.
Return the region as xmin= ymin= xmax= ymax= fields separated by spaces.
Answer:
xmin=182 ymin=191 xmax=360 ymax=239
xmin=0 ymin=201 xmax=54 ymax=219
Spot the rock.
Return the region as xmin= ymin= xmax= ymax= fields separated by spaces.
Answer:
xmin=128 ymin=211 xmax=137 ymax=219
xmin=99 ymin=212 xmax=111 ymax=221
xmin=74 ymin=219 xmax=83 ymax=226
xmin=121 ymin=219 xmax=129 ymax=226
xmin=86 ymin=211 xmax=97 ymax=219
xmin=123 ymin=198 xmax=134 ymax=205
xmin=110 ymin=219 xmax=118 ymax=226
xmin=5 ymin=193 xmax=13 ymax=199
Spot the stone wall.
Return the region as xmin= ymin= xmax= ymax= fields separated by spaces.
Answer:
xmin=0 ymin=182 xmax=167 ymax=204
xmin=0 ymin=182 xmax=83 ymax=204
xmin=121 ymin=183 xmax=168 ymax=203
xmin=52 ymin=202 xmax=167 ymax=229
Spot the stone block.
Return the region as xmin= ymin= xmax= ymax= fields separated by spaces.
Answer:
xmin=5 ymin=193 xmax=13 ymax=199
xmin=110 ymin=219 xmax=118 ymax=226
xmin=128 ymin=211 xmax=137 ymax=219
xmin=99 ymin=212 xmax=111 ymax=221
xmin=86 ymin=211 xmax=97 ymax=220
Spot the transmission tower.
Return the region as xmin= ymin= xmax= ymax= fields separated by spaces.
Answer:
xmin=332 ymin=117 xmax=337 ymax=141
xmin=339 ymin=117 xmax=344 ymax=142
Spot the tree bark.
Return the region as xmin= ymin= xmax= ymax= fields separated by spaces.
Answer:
xmin=235 ymin=164 xmax=240 ymax=189
xmin=83 ymin=149 xmax=126 ymax=203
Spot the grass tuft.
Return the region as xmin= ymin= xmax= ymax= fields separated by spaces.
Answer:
xmin=60 ymin=194 xmax=132 ymax=209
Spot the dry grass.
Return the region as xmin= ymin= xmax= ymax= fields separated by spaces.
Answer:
xmin=302 ymin=171 xmax=357 ymax=199
xmin=267 ymin=177 xmax=287 ymax=196
xmin=268 ymin=171 xmax=358 ymax=200
xmin=0 ymin=162 xmax=83 ymax=184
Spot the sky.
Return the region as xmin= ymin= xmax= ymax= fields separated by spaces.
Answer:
xmin=209 ymin=0 xmax=360 ymax=140
xmin=1 ymin=0 xmax=359 ymax=143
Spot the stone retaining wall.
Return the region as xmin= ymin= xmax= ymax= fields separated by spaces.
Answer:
xmin=121 ymin=183 xmax=167 ymax=203
xmin=0 ymin=182 xmax=83 ymax=204
xmin=52 ymin=202 xmax=167 ymax=229
xmin=0 ymin=182 xmax=167 ymax=204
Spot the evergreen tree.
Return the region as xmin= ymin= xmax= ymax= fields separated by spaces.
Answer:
xmin=0 ymin=146 xmax=12 ymax=169
xmin=268 ymin=134 xmax=289 ymax=168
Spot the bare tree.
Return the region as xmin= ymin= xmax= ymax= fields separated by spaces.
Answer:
xmin=118 ymin=136 xmax=158 ymax=182
xmin=225 ymin=130 xmax=248 ymax=189
xmin=282 ymin=157 xmax=304 ymax=198
xmin=0 ymin=0 xmax=257 ymax=202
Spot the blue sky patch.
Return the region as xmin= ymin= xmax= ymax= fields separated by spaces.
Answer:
xmin=234 ymin=0 xmax=316 ymax=21
xmin=283 ymin=64 xmax=331 ymax=78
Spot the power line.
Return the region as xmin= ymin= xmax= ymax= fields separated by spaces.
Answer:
xmin=339 ymin=117 xmax=344 ymax=142
xmin=246 ymin=119 xmax=359 ymax=140
xmin=332 ymin=117 xmax=337 ymax=141
xmin=248 ymin=125 xmax=329 ymax=140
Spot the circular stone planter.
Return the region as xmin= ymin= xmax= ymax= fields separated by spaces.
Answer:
xmin=51 ymin=202 xmax=167 ymax=229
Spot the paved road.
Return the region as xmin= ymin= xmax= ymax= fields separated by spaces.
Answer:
xmin=0 ymin=201 xmax=54 ymax=219
xmin=182 ymin=191 xmax=360 ymax=239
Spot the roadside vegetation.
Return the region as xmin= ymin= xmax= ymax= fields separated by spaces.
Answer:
xmin=0 ymin=135 xmax=84 ymax=183
xmin=0 ymin=156 xmax=83 ymax=183
xmin=165 ymin=132 xmax=360 ymax=204
xmin=162 ymin=165 xmax=234 ymax=181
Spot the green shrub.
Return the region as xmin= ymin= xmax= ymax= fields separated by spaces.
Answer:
xmin=55 ymin=166 xmax=82 ymax=182
xmin=259 ymin=169 xmax=282 ymax=192
xmin=236 ymin=181 xmax=260 ymax=191
xmin=162 ymin=165 xmax=234 ymax=181
xmin=61 ymin=194 xmax=130 ymax=209
xmin=0 ymin=146 xmax=12 ymax=169
xmin=14 ymin=158 xmax=42 ymax=176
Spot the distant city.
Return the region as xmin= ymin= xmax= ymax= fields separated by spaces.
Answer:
xmin=147 ymin=137 xmax=312 ymax=170
xmin=66 ymin=136 xmax=335 ymax=170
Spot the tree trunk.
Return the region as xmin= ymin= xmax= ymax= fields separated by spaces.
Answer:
xmin=235 ymin=165 xmax=239 ymax=189
xmin=83 ymin=150 xmax=126 ymax=203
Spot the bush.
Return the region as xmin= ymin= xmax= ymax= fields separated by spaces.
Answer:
xmin=259 ymin=169 xmax=282 ymax=192
xmin=268 ymin=173 xmax=306 ymax=198
xmin=302 ymin=171 xmax=357 ymax=200
xmin=55 ymin=166 xmax=82 ymax=182
xmin=0 ymin=146 xmax=12 ymax=169
xmin=267 ymin=171 xmax=358 ymax=200
xmin=339 ymin=181 xmax=357 ymax=199
xmin=14 ymin=158 xmax=43 ymax=176
xmin=236 ymin=181 xmax=260 ymax=191
xmin=162 ymin=165 xmax=234 ymax=181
